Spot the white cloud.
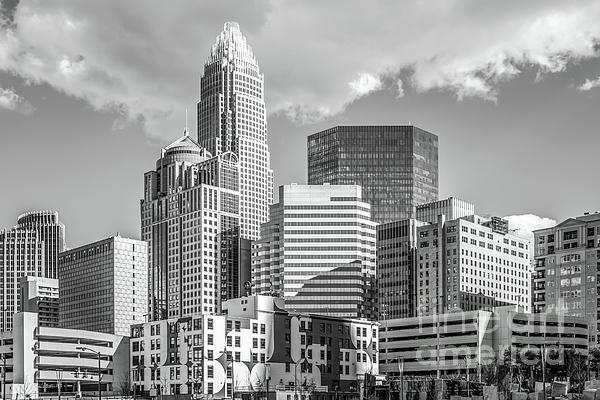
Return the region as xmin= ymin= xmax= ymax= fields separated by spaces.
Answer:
xmin=0 ymin=86 xmax=34 ymax=114
xmin=396 ymin=79 xmax=404 ymax=99
xmin=0 ymin=1 xmax=599 ymax=137
xmin=348 ymin=73 xmax=382 ymax=97
xmin=503 ymin=214 xmax=557 ymax=243
xmin=579 ymin=76 xmax=600 ymax=91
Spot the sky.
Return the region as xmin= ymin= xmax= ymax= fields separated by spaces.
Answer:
xmin=1 ymin=0 xmax=600 ymax=248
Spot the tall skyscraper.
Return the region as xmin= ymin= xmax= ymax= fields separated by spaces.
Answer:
xmin=16 ymin=211 xmax=66 ymax=278
xmin=197 ymin=22 xmax=274 ymax=240
xmin=141 ymin=132 xmax=247 ymax=320
xmin=307 ymin=125 xmax=439 ymax=223
xmin=58 ymin=235 xmax=148 ymax=336
xmin=253 ymin=184 xmax=377 ymax=319
xmin=532 ymin=212 xmax=600 ymax=344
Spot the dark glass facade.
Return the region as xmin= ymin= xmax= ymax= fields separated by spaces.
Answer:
xmin=377 ymin=219 xmax=421 ymax=319
xmin=307 ymin=126 xmax=439 ymax=223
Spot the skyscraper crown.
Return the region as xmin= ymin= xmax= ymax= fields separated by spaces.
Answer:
xmin=207 ymin=21 xmax=258 ymax=68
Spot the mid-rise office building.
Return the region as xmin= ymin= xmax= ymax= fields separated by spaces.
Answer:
xmin=19 ymin=276 xmax=59 ymax=327
xmin=253 ymin=184 xmax=377 ymax=319
xmin=0 ymin=312 xmax=129 ymax=398
xmin=130 ymin=295 xmax=378 ymax=399
xmin=58 ymin=236 xmax=148 ymax=336
xmin=197 ymin=21 xmax=274 ymax=241
xmin=379 ymin=307 xmax=588 ymax=377
xmin=141 ymin=132 xmax=247 ymax=320
xmin=378 ymin=198 xmax=476 ymax=320
xmin=16 ymin=211 xmax=66 ymax=277
xmin=307 ymin=126 xmax=438 ymax=223
xmin=416 ymin=215 xmax=531 ymax=316
xmin=532 ymin=212 xmax=600 ymax=344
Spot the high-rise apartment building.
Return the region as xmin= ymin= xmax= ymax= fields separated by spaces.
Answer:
xmin=58 ymin=236 xmax=148 ymax=336
xmin=16 ymin=211 xmax=66 ymax=278
xmin=416 ymin=215 xmax=531 ymax=316
xmin=307 ymin=126 xmax=438 ymax=223
xmin=253 ymin=184 xmax=377 ymax=319
xmin=141 ymin=133 xmax=246 ymax=320
xmin=532 ymin=212 xmax=600 ymax=344
xmin=197 ymin=21 xmax=274 ymax=240
xmin=19 ymin=276 xmax=59 ymax=327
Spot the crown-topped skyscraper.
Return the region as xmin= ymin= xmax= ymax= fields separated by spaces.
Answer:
xmin=198 ymin=22 xmax=273 ymax=240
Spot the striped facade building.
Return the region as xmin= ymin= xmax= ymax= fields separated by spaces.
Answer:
xmin=252 ymin=184 xmax=377 ymax=319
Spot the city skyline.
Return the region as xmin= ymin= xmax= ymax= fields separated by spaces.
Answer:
xmin=2 ymin=2 xmax=600 ymax=248
xmin=1 ymin=4 xmax=600 ymax=397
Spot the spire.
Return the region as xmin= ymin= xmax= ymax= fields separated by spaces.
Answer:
xmin=184 ymin=108 xmax=189 ymax=137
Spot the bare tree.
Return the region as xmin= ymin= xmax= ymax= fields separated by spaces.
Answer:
xmin=564 ymin=350 xmax=587 ymax=396
xmin=117 ymin=370 xmax=132 ymax=397
xmin=591 ymin=348 xmax=600 ymax=380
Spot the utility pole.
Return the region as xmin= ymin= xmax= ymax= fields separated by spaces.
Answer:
xmin=541 ymin=344 xmax=546 ymax=400
xmin=56 ymin=369 xmax=63 ymax=400
xmin=466 ymin=356 xmax=470 ymax=398
xmin=436 ymin=292 xmax=441 ymax=379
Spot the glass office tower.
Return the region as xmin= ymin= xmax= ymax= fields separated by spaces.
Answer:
xmin=307 ymin=125 xmax=439 ymax=223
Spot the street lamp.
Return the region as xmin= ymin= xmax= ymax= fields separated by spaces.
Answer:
xmin=76 ymin=346 xmax=102 ymax=400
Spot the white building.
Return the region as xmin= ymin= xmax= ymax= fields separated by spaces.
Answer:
xmin=0 ymin=312 xmax=129 ymax=399
xmin=379 ymin=310 xmax=495 ymax=377
xmin=198 ymin=21 xmax=274 ymax=241
xmin=415 ymin=197 xmax=475 ymax=224
xmin=130 ymin=295 xmax=378 ymax=400
xmin=253 ymin=184 xmax=377 ymax=319
xmin=379 ymin=306 xmax=589 ymax=378
xmin=416 ymin=215 xmax=531 ymax=316
xmin=58 ymin=236 xmax=148 ymax=336
xmin=19 ymin=276 xmax=59 ymax=327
